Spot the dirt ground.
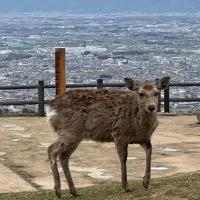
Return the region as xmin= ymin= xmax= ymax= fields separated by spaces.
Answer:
xmin=0 ymin=115 xmax=199 ymax=193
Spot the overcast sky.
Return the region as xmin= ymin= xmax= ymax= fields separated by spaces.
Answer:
xmin=1 ymin=0 xmax=200 ymax=13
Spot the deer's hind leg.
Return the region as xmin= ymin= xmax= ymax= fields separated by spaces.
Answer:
xmin=59 ymin=140 xmax=80 ymax=197
xmin=48 ymin=140 xmax=64 ymax=199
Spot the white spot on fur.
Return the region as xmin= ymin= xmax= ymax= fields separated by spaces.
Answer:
xmin=45 ymin=105 xmax=58 ymax=124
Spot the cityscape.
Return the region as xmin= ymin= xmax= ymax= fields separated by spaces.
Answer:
xmin=0 ymin=12 xmax=200 ymax=113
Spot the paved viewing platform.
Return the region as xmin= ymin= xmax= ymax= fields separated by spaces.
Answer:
xmin=0 ymin=115 xmax=199 ymax=192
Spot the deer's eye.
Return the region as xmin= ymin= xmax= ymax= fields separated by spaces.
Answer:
xmin=139 ymin=92 xmax=145 ymax=97
xmin=154 ymin=92 xmax=158 ymax=96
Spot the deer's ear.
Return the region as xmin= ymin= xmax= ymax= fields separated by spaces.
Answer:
xmin=124 ymin=77 xmax=137 ymax=91
xmin=156 ymin=77 xmax=170 ymax=90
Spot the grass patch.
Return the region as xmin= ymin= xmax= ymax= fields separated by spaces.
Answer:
xmin=0 ymin=171 xmax=200 ymax=200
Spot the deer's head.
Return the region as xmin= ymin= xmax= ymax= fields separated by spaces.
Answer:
xmin=124 ymin=77 xmax=170 ymax=113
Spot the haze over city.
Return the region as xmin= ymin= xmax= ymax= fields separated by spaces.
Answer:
xmin=1 ymin=0 xmax=200 ymax=13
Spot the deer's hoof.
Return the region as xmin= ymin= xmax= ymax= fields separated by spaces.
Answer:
xmin=143 ymin=181 xmax=149 ymax=189
xmin=55 ymin=189 xmax=61 ymax=199
xmin=143 ymin=176 xmax=150 ymax=189
xmin=124 ymin=188 xmax=132 ymax=192
xmin=122 ymin=185 xmax=132 ymax=192
xmin=70 ymin=189 xmax=79 ymax=197
xmin=72 ymin=193 xmax=80 ymax=197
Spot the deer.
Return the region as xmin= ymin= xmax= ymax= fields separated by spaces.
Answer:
xmin=46 ymin=76 xmax=170 ymax=198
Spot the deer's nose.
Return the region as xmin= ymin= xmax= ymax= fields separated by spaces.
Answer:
xmin=148 ymin=105 xmax=156 ymax=112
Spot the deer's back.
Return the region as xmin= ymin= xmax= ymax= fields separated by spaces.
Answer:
xmin=47 ymin=89 xmax=140 ymax=142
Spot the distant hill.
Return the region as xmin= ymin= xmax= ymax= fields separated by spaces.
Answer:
xmin=1 ymin=0 xmax=200 ymax=13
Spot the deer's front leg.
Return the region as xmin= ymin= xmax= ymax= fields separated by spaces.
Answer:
xmin=141 ymin=141 xmax=152 ymax=189
xmin=115 ymin=140 xmax=129 ymax=192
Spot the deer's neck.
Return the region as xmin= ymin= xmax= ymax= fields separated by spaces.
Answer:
xmin=138 ymin=109 xmax=158 ymax=132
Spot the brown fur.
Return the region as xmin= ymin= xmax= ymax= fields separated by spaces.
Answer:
xmin=46 ymin=77 xmax=170 ymax=198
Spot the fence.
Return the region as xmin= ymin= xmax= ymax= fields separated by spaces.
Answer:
xmin=0 ymin=79 xmax=199 ymax=116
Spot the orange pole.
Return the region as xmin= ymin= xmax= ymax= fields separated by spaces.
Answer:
xmin=55 ymin=48 xmax=66 ymax=95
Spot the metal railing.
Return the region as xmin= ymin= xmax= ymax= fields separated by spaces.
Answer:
xmin=0 ymin=79 xmax=199 ymax=116
xmin=162 ymin=82 xmax=200 ymax=112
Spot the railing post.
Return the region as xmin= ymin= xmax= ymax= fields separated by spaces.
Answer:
xmin=155 ymin=79 xmax=161 ymax=112
xmin=97 ymin=79 xmax=103 ymax=89
xmin=157 ymin=91 xmax=161 ymax=112
xmin=38 ymin=80 xmax=45 ymax=116
xmin=164 ymin=85 xmax=170 ymax=113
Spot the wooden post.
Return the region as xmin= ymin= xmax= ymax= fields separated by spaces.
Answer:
xmin=55 ymin=48 xmax=66 ymax=95
xmin=38 ymin=80 xmax=45 ymax=116
xmin=164 ymin=86 xmax=170 ymax=113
